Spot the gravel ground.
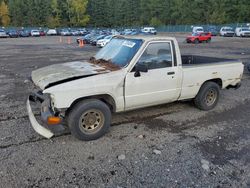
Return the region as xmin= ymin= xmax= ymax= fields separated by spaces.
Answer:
xmin=0 ymin=35 xmax=250 ymax=188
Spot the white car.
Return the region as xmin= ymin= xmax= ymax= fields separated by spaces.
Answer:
xmin=0 ymin=29 xmax=8 ymax=38
xmin=220 ymin=27 xmax=235 ymax=37
xmin=96 ymin=35 xmax=114 ymax=47
xmin=47 ymin=29 xmax=57 ymax=36
xmin=71 ymin=30 xmax=80 ymax=36
xmin=60 ymin=30 xmax=71 ymax=36
xmin=78 ymin=29 xmax=87 ymax=35
xmin=27 ymin=36 xmax=244 ymax=141
xmin=192 ymin=26 xmax=204 ymax=34
xmin=31 ymin=30 xmax=40 ymax=37
xmin=111 ymin=29 xmax=120 ymax=35
xmin=141 ymin=27 xmax=157 ymax=35
xmin=235 ymin=27 xmax=250 ymax=37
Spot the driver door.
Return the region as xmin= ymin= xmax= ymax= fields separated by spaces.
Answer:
xmin=125 ymin=41 xmax=182 ymax=110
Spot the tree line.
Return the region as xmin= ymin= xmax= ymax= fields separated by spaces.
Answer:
xmin=0 ymin=0 xmax=250 ymax=27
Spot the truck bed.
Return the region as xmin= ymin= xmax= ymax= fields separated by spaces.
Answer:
xmin=181 ymin=55 xmax=236 ymax=66
xmin=179 ymin=56 xmax=243 ymax=100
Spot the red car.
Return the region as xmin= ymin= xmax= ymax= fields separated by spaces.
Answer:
xmin=186 ymin=32 xmax=212 ymax=44
xmin=39 ymin=30 xmax=46 ymax=36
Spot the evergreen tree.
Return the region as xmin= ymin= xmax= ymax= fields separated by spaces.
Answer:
xmin=3 ymin=0 xmax=250 ymax=27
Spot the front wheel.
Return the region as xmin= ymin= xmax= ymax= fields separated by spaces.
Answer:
xmin=194 ymin=82 xmax=220 ymax=111
xmin=206 ymin=38 xmax=211 ymax=43
xmin=67 ymin=99 xmax=111 ymax=141
xmin=194 ymin=39 xmax=199 ymax=44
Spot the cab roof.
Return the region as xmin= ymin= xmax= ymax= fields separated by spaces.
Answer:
xmin=120 ymin=35 xmax=176 ymax=42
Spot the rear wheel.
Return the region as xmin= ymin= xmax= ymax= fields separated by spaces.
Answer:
xmin=194 ymin=82 xmax=220 ymax=111
xmin=206 ymin=38 xmax=211 ymax=43
xmin=194 ymin=39 xmax=199 ymax=44
xmin=67 ymin=99 xmax=111 ymax=141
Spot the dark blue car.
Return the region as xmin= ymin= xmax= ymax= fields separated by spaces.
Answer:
xmin=18 ymin=30 xmax=30 ymax=37
xmin=7 ymin=30 xmax=19 ymax=38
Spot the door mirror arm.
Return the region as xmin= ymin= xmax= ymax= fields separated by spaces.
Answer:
xmin=134 ymin=70 xmax=141 ymax=77
xmin=133 ymin=64 xmax=148 ymax=77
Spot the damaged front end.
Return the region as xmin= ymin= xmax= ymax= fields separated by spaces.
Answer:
xmin=27 ymin=91 xmax=66 ymax=139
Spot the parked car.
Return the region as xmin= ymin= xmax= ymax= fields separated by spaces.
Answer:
xmin=123 ymin=29 xmax=133 ymax=35
xmin=207 ymin=26 xmax=218 ymax=36
xmin=111 ymin=29 xmax=120 ymax=35
xmin=60 ymin=29 xmax=71 ymax=36
xmin=76 ymin=34 xmax=93 ymax=44
xmin=235 ymin=27 xmax=250 ymax=37
xmin=27 ymin=36 xmax=243 ymax=141
xmin=90 ymin=35 xmax=106 ymax=46
xmin=192 ymin=26 xmax=204 ymax=34
xmin=78 ymin=28 xmax=87 ymax=35
xmin=86 ymin=34 xmax=99 ymax=44
xmin=0 ymin=29 xmax=9 ymax=38
xmin=39 ymin=30 xmax=46 ymax=36
xmin=71 ymin=30 xmax=80 ymax=36
xmin=220 ymin=27 xmax=235 ymax=37
xmin=96 ymin=35 xmax=114 ymax=47
xmin=8 ymin=30 xmax=19 ymax=38
xmin=47 ymin=29 xmax=57 ymax=36
xmin=31 ymin=30 xmax=40 ymax=37
xmin=141 ymin=27 xmax=157 ymax=35
xmin=186 ymin=32 xmax=212 ymax=44
xmin=18 ymin=30 xmax=30 ymax=37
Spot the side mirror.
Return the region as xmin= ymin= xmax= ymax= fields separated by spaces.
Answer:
xmin=134 ymin=64 xmax=148 ymax=77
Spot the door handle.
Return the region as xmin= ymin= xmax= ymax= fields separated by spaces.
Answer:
xmin=167 ymin=72 xmax=175 ymax=75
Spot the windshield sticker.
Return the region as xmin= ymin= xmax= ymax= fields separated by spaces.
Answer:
xmin=122 ymin=41 xmax=136 ymax=48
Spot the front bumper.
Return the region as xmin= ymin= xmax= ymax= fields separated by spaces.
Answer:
xmin=97 ymin=43 xmax=104 ymax=47
xmin=186 ymin=38 xmax=195 ymax=43
xmin=242 ymin=33 xmax=250 ymax=37
xmin=27 ymin=98 xmax=54 ymax=139
xmin=224 ymin=33 xmax=234 ymax=37
xmin=26 ymin=93 xmax=65 ymax=139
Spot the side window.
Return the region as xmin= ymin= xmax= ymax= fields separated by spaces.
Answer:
xmin=137 ymin=42 xmax=173 ymax=70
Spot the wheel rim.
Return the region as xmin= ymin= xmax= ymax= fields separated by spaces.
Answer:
xmin=79 ymin=109 xmax=105 ymax=134
xmin=204 ymin=88 xmax=217 ymax=106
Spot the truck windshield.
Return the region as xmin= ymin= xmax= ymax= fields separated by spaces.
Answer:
xmin=94 ymin=38 xmax=143 ymax=68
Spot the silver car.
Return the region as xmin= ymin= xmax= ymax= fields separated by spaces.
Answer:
xmin=0 ymin=29 xmax=8 ymax=38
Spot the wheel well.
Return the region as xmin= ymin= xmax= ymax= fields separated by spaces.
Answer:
xmin=203 ymin=78 xmax=223 ymax=88
xmin=67 ymin=95 xmax=116 ymax=114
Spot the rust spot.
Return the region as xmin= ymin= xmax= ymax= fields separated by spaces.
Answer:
xmin=89 ymin=57 xmax=121 ymax=71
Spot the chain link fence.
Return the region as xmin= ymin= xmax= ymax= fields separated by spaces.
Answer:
xmin=156 ymin=23 xmax=250 ymax=33
xmin=1 ymin=23 xmax=250 ymax=33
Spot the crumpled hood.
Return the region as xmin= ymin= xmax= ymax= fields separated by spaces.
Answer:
xmin=32 ymin=61 xmax=110 ymax=90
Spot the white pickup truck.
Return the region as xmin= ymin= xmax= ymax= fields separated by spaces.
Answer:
xmin=27 ymin=36 xmax=244 ymax=141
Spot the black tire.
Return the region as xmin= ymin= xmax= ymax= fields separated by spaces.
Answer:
xmin=247 ymin=64 xmax=250 ymax=72
xmin=207 ymin=38 xmax=211 ymax=43
xmin=194 ymin=82 xmax=220 ymax=111
xmin=194 ymin=39 xmax=199 ymax=44
xmin=67 ymin=99 xmax=111 ymax=141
